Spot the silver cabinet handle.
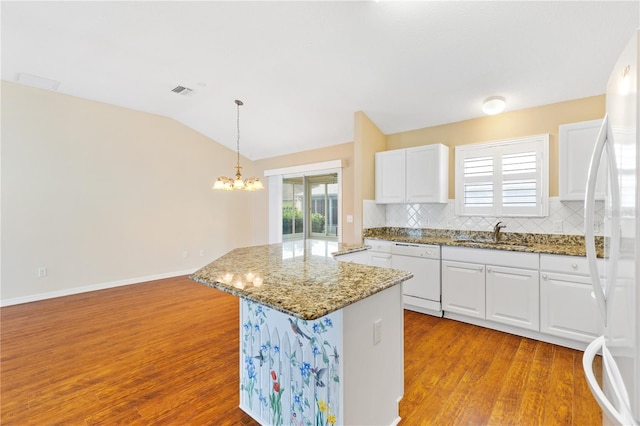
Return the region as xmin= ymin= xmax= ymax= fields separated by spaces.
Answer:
xmin=542 ymin=274 xmax=548 ymax=280
xmin=572 ymin=263 xmax=578 ymax=269
xmin=487 ymin=267 xmax=492 ymax=273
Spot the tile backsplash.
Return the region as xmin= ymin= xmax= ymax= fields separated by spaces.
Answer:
xmin=363 ymin=198 xmax=605 ymax=236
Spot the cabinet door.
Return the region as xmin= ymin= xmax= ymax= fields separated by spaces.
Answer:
xmin=540 ymin=272 xmax=601 ymax=342
xmin=486 ymin=265 xmax=540 ymax=331
xmin=442 ymin=260 xmax=485 ymax=319
xmin=375 ymin=150 xmax=405 ymax=204
xmin=559 ymin=119 xmax=606 ymax=201
xmin=405 ymin=144 xmax=448 ymax=203
xmin=369 ymin=252 xmax=392 ymax=268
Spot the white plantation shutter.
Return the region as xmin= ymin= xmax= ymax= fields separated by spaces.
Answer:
xmin=461 ymin=149 xmax=495 ymax=215
xmin=456 ymin=135 xmax=548 ymax=217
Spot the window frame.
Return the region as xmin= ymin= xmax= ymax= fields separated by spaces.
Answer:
xmin=455 ymin=134 xmax=549 ymax=218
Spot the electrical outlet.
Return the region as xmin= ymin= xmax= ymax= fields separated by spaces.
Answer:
xmin=37 ymin=267 xmax=47 ymax=278
xmin=553 ymin=220 xmax=563 ymax=233
xmin=373 ymin=319 xmax=382 ymax=345
xmin=182 ymin=251 xmax=189 ymax=259
xmin=199 ymin=249 xmax=205 ymax=257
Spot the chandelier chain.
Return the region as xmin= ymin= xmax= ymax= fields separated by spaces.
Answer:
xmin=236 ymin=100 xmax=241 ymax=171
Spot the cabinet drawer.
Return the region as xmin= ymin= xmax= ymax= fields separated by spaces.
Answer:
xmin=335 ymin=250 xmax=369 ymax=265
xmin=364 ymin=239 xmax=393 ymax=253
xmin=442 ymin=246 xmax=538 ymax=269
xmin=540 ymin=254 xmax=603 ymax=276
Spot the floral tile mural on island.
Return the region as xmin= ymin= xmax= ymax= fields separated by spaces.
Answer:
xmin=240 ymin=300 xmax=342 ymax=426
xmin=363 ymin=198 xmax=605 ymax=236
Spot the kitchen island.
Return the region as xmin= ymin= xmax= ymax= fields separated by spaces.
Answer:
xmin=190 ymin=240 xmax=412 ymax=426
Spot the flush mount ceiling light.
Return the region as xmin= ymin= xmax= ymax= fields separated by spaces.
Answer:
xmin=482 ymin=96 xmax=506 ymax=115
xmin=213 ymin=100 xmax=264 ymax=191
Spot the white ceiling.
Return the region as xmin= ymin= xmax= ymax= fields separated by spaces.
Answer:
xmin=2 ymin=1 xmax=638 ymax=160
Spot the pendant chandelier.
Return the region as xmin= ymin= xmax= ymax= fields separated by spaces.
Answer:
xmin=213 ymin=100 xmax=264 ymax=191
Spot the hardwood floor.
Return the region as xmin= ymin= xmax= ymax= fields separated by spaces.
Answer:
xmin=1 ymin=276 xmax=602 ymax=425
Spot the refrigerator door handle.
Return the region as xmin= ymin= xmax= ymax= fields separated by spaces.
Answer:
xmin=585 ymin=115 xmax=620 ymax=325
xmin=583 ymin=336 xmax=637 ymax=425
xmin=585 ymin=115 xmax=608 ymax=323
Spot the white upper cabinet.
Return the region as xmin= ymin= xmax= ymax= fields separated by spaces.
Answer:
xmin=559 ymin=119 xmax=606 ymax=201
xmin=375 ymin=143 xmax=449 ymax=204
xmin=405 ymin=145 xmax=449 ymax=203
xmin=375 ymin=148 xmax=405 ymax=204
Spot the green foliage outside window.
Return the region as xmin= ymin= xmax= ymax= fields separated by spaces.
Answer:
xmin=311 ymin=213 xmax=325 ymax=233
xmin=282 ymin=206 xmax=303 ymax=235
xmin=282 ymin=207 xmax=326 ymax=234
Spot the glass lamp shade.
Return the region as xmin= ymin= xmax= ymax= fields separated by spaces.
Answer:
xmin=213 ymin=177 xmax=235 ymax=190
xmin=213 ymin=176 xmax=263 ymax=191
xmin=213 ymin=179 xmax=226 ymax=190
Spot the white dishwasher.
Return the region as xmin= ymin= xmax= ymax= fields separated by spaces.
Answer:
xmin=391 ymin=242 xmax=442 ymax=317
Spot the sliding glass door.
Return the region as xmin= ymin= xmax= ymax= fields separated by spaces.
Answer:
xmin=282 ymin=174 xmax=338 ymax=241
xmin=308 ymin=174 xmax=338 ymax=239
xmin=282 ymin=177 xmax=304 ymax=240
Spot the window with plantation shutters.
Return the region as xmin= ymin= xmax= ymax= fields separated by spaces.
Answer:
xmin=455 ymin=135 xmax=549 ymax=217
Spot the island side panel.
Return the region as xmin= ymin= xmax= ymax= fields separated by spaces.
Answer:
xmin=239 ymin=299 xmax=344 ymax=425
xmin=342 ymin=284 xmax=404 ymax=425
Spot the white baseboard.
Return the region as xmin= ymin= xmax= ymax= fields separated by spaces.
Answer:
xmin=0 ymin=269 xmax=198 ymax=307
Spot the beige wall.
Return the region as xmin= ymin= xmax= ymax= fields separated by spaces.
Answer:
xmin=386 ymin=95 xmax=605 ymax=199
xmin=1 ymin=81 xmax=255 ymax=302
xmin=354 ymin=111 xmax=387 ymax=242
xmin=252 ymin=142 xmax=356 ymax=244
xmin=1 ymin=81 xmax=606 ymax=303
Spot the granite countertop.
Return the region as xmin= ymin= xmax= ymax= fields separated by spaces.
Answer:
xmin=189 ymin=241 xmax=412 ymax=321
xmin=361 ymin=227 xmax=605 ymax=258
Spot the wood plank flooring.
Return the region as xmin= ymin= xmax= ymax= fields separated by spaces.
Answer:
xmin=1 ymin=276 xmax=602 ymax=425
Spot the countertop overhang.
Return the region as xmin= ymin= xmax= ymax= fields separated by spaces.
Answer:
xmin=190 ymin=241 xmax=412 ymax=320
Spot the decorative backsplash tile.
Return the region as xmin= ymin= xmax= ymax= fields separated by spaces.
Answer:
xmin=363 ymin=198 xmax=605 ymax=236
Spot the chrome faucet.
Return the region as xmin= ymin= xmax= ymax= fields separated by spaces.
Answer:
xmin=493 ymin=221 xmax=506 ymax=243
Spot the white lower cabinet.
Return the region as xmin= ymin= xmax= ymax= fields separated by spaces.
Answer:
xmin=486 ymin=265 xmax=539 ymax=331
xmin=442 ymin=260 xmax=485 ymax=319
xmin=365 ymin=239 xmax=393 ymax=268
xmin=370 ymin=252 xmax=392 ymax=268
xmin=540 ymin=254 xmax=602 ymax=343
xmin=361 ymin=242 xmax=601 ymax=349
xmin=442 ymin=246 xmax=540 ymax=331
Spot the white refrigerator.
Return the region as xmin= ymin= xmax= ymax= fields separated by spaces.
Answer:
xmin=583 ymin=29 xmax=640 ymax=425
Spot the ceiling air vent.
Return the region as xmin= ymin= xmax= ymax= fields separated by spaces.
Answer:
xmin=171 ymin=85 xmax=194 ymax=96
